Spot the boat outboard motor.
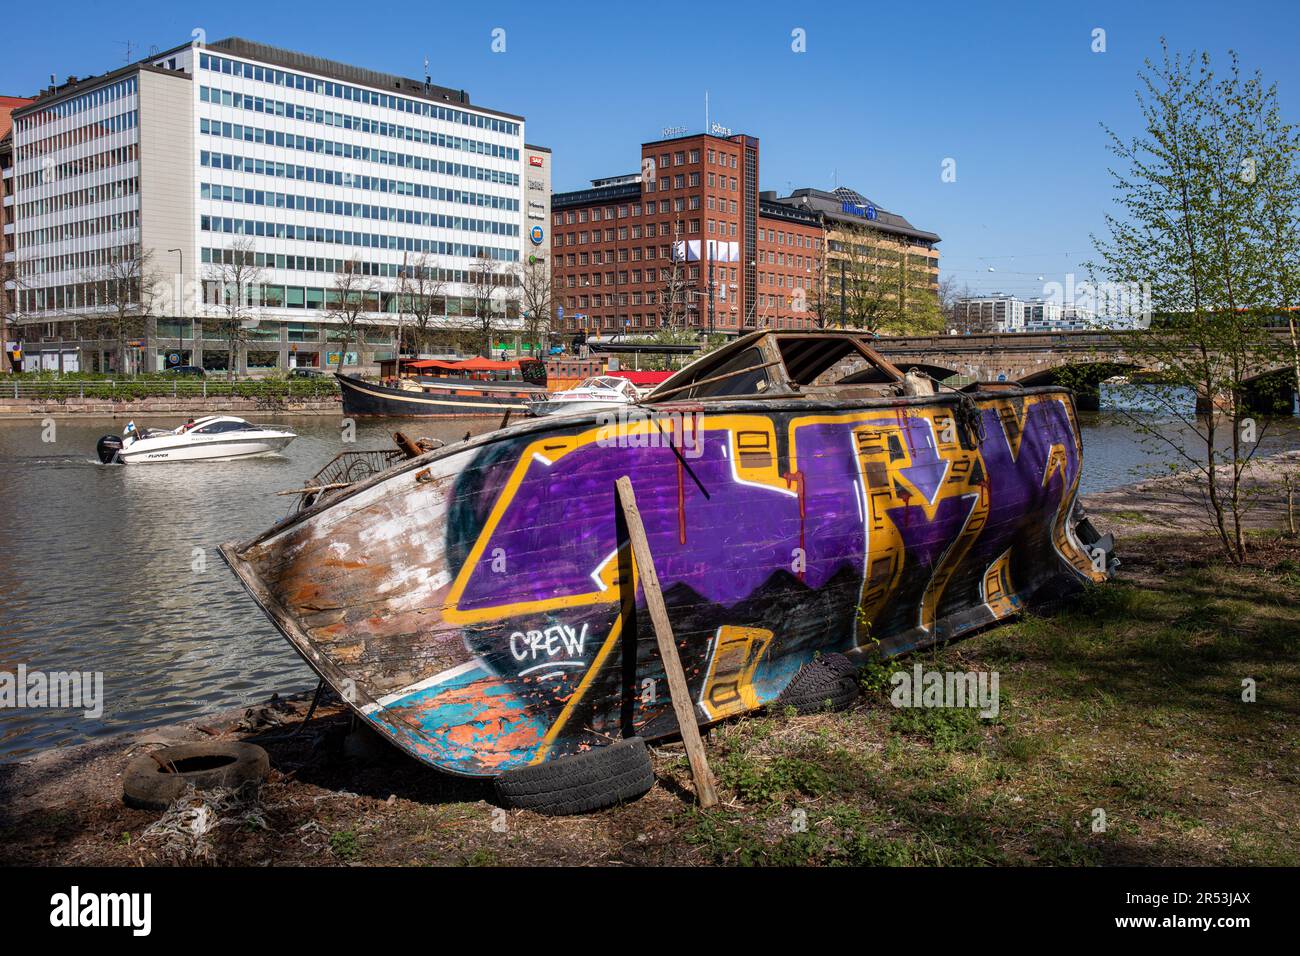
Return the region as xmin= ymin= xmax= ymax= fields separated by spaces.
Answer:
xmin=96 ymin=434 xmax=124 ymax=464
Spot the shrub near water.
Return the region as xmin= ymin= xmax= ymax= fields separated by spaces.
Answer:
xmin=9 ymin=371 xmax=338 ymax=401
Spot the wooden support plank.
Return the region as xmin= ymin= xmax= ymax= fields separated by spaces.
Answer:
xmin=615 ymin=475 xmax=719 ymax=809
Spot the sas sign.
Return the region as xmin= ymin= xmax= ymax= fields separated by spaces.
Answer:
xmin=529 ymin=155 xmax=545 ymax=167
xmin=529 ymin=225 xmax=545 ymax=245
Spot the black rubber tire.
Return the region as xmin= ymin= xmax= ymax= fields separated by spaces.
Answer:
xmin=494 ymin=737 xmax=655 ymax=816
xmin=774 ymin=653 xmax=861 ymax=716
xmin=123 ymin=741 xmax=270 ymax=810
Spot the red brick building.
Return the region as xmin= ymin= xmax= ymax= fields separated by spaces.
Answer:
xmin=552 ymin=132 xmax=814 ymax=337
xmin=550 ymin=131 xmax=939 ymax=338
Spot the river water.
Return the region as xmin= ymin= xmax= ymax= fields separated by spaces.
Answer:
xmin=2 ymin=395 xmax=1298 ymax=761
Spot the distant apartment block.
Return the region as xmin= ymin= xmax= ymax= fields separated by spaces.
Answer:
xmin=950 ymin=293 xmax=1102 ymax=333
xmin=949 ymin=293 xmax=1026 ymax=333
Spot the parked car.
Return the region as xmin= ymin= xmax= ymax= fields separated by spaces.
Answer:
xmin=166 ymin=365 xmax=206 ymax=377
xmin=289 ymin=367 xmax=328 ymax=379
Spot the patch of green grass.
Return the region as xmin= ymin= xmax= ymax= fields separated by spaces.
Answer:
xmin=329 ymin=828 xmax=361 ymax=861
xmin=1101 ymin=757 xmax=1173 ymax=807
xmin=718 ymin=748 xmax=861 ymax=803
xmin=1029 ymin=821 xmax=1103 ymax=865
xmin=889 ymin=706 xmax=987 ymax=753
xmin=686 ymin=806 xmax=914 ymax=867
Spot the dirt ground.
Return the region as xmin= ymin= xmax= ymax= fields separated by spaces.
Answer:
xmin=2 ymin=458 xmax=1297 ymax=867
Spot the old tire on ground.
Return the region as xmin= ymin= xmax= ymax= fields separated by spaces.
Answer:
xmin=123 ymin=741 xmax=271 ymax=810
xmin=494 ymin=737 xmax=655 ymax=816
xmin=774 ymin=653 xmax=861 ymax=715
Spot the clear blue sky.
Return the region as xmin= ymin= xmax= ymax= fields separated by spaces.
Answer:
xmin=5 ymin=0 xmax=1296 ymax=298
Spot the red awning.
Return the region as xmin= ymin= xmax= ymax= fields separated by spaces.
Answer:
xmin=454 ymin=357 xmax=520 ymax=371
xmin=403 ymin=357 xmax=520 ymax=372
xmin=404 ymin=357 xmax=519 ymax=371
xmin=607 ymin=370 xmax=675 ymax=386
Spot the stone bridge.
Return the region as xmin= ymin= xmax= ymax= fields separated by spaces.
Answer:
xmin=873 ymin=329 xmax=1297 ymax=412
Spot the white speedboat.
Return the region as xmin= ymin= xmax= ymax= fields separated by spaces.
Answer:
xmin=96 ymin=416 xmax=296 ymax=464
xmin=526 ymin=375 xmax=641 ymax=417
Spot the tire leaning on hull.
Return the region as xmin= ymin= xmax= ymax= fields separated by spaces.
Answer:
xmin=774 ymin=653 xmax=861 ymax=715
xmin=493 ymin=737 xmax=656 ymax=816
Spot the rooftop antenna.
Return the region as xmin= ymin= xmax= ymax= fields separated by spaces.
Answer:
xmin=423 ymin=56 xmax=430 ymax=90
xmin=117 ymin=40 xmax=135 ymax=64
xmin=705 ymin=90 xmax=709 ymax=133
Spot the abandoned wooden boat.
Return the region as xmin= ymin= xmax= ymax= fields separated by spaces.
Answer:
xmin=337 ymin=356 xmax=547 ymax=417
xmin=222 ymin=330 xmax=1112 ymax=780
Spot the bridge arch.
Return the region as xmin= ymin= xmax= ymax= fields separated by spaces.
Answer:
xmin=1241 ymin=366 xmax=1300 ymax=415
xmin=1018 ymin=361 xmax=1142 ymax=410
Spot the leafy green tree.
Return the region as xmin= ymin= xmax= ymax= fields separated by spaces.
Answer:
xmin=1085 ymin=41 xmax=1295 ymax=563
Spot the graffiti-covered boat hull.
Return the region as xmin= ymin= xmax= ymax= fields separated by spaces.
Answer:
xmin=221 ymin=389 xmax=1106 ymax=777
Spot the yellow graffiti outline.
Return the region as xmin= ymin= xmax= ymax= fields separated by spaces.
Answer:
xmin=444 ymin=412 xmax=796 ymax=624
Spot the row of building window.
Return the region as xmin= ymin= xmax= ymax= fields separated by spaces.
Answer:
xmin=645 ymin=172 xmax=737 ymax=194
xmin=758 ymin=272 xmax=813 ymax=289
xmin=199 ymin=150 xmax=518 ymax=209
xmin=199 ymin=119 xmax=520 ymax=187
xmin=199 ymin=86 xmax=518 ymax=161
xmin=200 ymin=183 xmax=518 ymax=236
xmin=17 ymin=209 xmax=139 ymax=248
xmin=648 ymin=147 xmax=739 ymax=170
xmin=562 ymin=264 xmax=737 ymax=288
xmin=200 ymin=246 xmax=521 ymax=286
xmin=15 ymin=241 xmax=136 ymax=281
xmin=198 ymin=53 xmax=520 ymax=137
xmin=558 ymin=315 xmax=817 ymax=332
xmin=200 ymin=216 xmax=520 ymax=262
xmin=16 ymin=109 xmax=138 ymax=161
xmin=16 ymin=176 xmax=138 ymax=220
xmin=556 ymin=198 xmax=705 ymax=224
xmin=759 ymin=250 xmax=814 ymax=269
xmin=559 ymin=219 xmax=703 ymax=243
xmin=759 ymin=226 xmax=817 ymax=248
xmin=14 ymin=76 xmax=137 ymax=130
xmin=200 ymin=280 xmax=521 ymax=319
xmin=13 ymin=144 xmax=138 ymax=192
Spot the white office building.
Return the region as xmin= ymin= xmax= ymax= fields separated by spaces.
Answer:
xmin=9 ymin=37 xmax=539 ymax=373
xmin=949 ymin=293 xmax=1026 ymax=334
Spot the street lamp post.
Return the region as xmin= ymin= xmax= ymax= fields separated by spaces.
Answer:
xmin=838 ymin=258 xmax=846 ymax=327
xmin=707 ymin=259 xmax=715 ymax=339
xmin=167 ymin=248 xmax=183 ymax=369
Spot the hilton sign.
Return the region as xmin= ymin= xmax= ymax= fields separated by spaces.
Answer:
xmin=841 ymin=201 xmax=878 ymax=220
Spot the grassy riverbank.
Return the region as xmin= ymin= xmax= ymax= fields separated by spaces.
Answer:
xmin=2 ymin=480 xmax=1297 ymax=866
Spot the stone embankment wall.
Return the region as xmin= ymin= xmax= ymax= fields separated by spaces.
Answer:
xmin=0 ymin=397 xmax=341 ymax=418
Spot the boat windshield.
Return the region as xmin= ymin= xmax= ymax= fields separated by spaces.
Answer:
xmin=191 ymin=420 xmax=257 ymax=434
xmin=579 ymin=376 xmax=631 ymax=391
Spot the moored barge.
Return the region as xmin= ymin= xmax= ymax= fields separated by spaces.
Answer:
xmin=337 ymin=356 xmax=547 ymax=417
